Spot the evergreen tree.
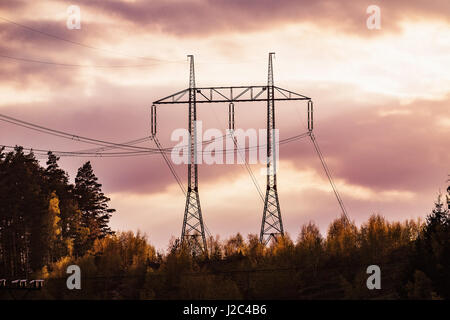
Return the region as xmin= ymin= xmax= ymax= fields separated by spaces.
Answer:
xmin=0 ymin=149 xmax=117 ymax=277
xmin=44 ymin=152 xmax=80 ymax=257
xmin=413 ymin=193 xmax=450 ymax=299
xmin=0 ymin=147 xmax=47 ymax=275
xmin=45 ymin=152 xmax=69 ymax=188
xmin=74 ymin=161 xmax=115 ymax=255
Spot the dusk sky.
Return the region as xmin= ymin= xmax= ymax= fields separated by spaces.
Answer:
xmin=0 ymin=0 xmax=449 ymax=250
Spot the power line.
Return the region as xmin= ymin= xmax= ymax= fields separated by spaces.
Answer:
xmin=0 ymin=132 xmax=309 ymax=159
xmin=152 ymin=137 xmax=186 ymax=195
xmin=232 ymin=134 xmax=265 ymax=202
xmin=0 ymin=145 xmax=155 ymax=157
xmin=0 ymin=112 xmax=310 ymax=155
xmin=309 ymin=132 xmax=350 ymax=223
xmin=73 ymin=136 xmax=152 ymax=153
xmin=0 ymin=53 xmax=169 ymax=69
xmin=208 ymin=102 xmax=264 ymax=203
xmin=0 ymin=112 xmax=224 ymax=152
xmin=0 ymin=113 xmax=222 ymax=153
xmin=151 ymin=137 xmax=215 ymax=240
xmin=0 ymin=16 xmax=183 ymax=64
xmin=0 ymin=17 xmax=266 ymax=69
xmin=0 ymin=113 xmax=155 ymax=151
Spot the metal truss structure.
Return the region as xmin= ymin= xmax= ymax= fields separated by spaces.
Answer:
xmin=152 ymin=53 xmax=313 ymax=251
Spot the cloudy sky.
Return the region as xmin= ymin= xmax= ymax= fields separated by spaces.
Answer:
xmin=0 ymin=0 xmax=449 ymax=250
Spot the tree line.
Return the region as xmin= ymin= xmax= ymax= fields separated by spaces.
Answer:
xmin=0 ymin=147 xmax=114 ymax=277
xmin=0 ymin=147 xmax=449 ymax=299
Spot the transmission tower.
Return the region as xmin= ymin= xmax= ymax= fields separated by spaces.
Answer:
xmin=260 ymin=53 xmax=284 ymax=245
xmin=153 ymin=53 xmax=311 ymax=248
xmin=181 ymin=55 xmax=207 ymax=254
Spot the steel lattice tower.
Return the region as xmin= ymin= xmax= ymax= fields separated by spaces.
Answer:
xmin=153 ymin=53 xmax=312 ymax=248
xmin=260 ymin=53 xmax=284 ymax=245
xmin=181 ymin=55 xmax=207 ymax=254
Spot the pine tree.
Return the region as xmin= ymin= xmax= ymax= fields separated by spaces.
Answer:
xmin=423 ymin=194 xmax=449 ymax=240
xmin=44 ymin=152 xmax=79 ymax=257
xmin=45 ymin=152 xmax=69 ymax=187
xmin=413 ymin=193 xmax=450 ymax=299
xmin=0 ymin=147 xmax=47 ymax=275
xmin=74 ymin=161 xmax=115 ymax=255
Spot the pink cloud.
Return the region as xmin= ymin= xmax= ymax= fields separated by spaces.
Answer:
xmin=50 ymin=0 xmax=450 ymax=36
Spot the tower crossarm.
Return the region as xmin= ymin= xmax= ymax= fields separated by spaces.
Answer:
xmin=153 ymin=86 xmax=310 ymax=105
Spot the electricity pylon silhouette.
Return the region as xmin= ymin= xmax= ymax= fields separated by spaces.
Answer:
xmin=260 ymin=52 xmax=284 ymax=245
xmin=152 ymin=55 xmax=347 ymax=248
xmin=181 ymin=55 xmax=207 ymax=254
xmin=153 ymin=53 xmax=312 ymax=248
